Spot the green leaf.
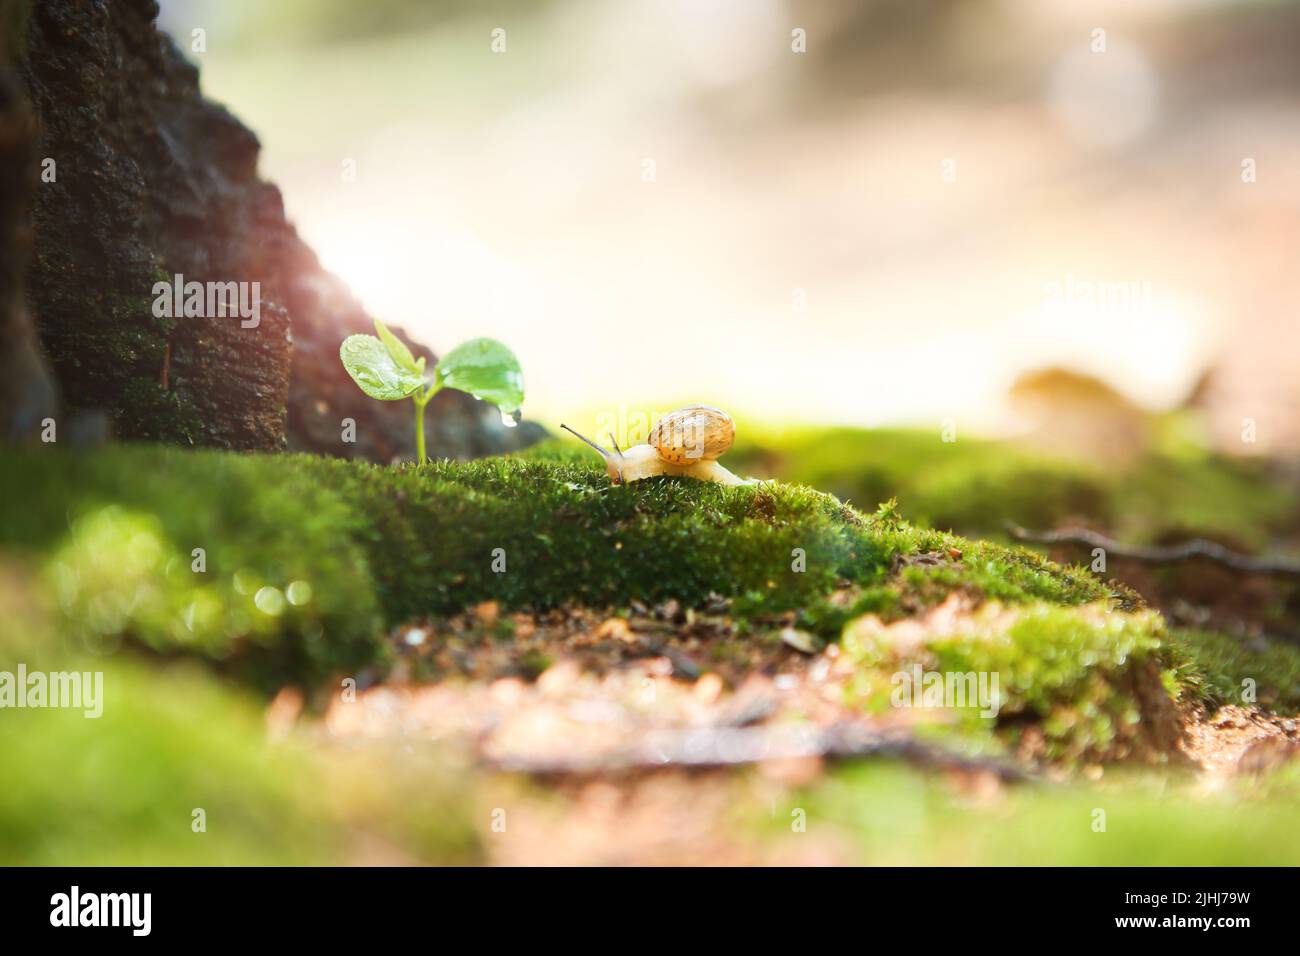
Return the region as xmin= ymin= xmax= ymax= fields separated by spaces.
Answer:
xmin=373 ymin=318 xmax=420 ymax=373
xmin=434 ymin=338 xmax=525 ymax=413
xmin=339 ymin=334 xmax=427 ymax=400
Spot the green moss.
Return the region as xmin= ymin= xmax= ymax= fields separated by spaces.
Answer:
xmin=1165 ymin=628 xmax=1300 ymax=714
xmin=0 ymin=657 xmax=480 ymax=864
xmin=843 ymin=603 xmax=1171 ymax=762
xmin=0 ymin=659 xmax=327 ymax=864
xmin=117 ymin=379 xmax=208 ymax=444
xmin=1118 ymin=452 xmax=1295 ymax=546
xmin=726 ymin=427 xmax=1113 ymax=535
xmin=29 ymin=249 xmax=185 ymax=441
xmin=0 ymin=446 xmax=384 ymax=692
xmin=725 ymin=423 xmax=1298 ymax=545
xmin=0 ymin=445 xmax=1122 ymax=690
xmin=771 ymin=762 xmax=1300 ymax=865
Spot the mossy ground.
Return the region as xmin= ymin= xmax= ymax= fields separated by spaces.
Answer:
xmin=2 ymin=441 xmax=1298 ymax=864
xmin=721 ymin=417 xmax=1298 ymax=547
xmin=1167 ymin=627 xmax=1300 ymax=714
xmin=0 ymin=657 xmax=480 ymax=864
xmin=2 ymin=443 xmax=1292 ymax=717
xmin=0 ymin=443 xmax=1115 ymax=691
xmin=718 ymin=419 xmax=1300 ymax=639
xmin=765 ymin=759 xmax=1300 ymax=866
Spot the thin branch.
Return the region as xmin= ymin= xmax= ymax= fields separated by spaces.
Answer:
xmin=479 ymin=723 xmax=1029 ymax=782
xmin=1007 ymin=524 xmax=1300 ymax=577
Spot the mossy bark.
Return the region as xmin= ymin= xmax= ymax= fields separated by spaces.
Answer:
xmin=21 ymin=0 xmax=288 ymax=448
xmin=15 ymin=0 xmax=543 ymax=459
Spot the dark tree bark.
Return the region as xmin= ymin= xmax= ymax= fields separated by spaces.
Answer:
xmin=8 ymin=0 xmax=542 ymax=460
xmin=0 ymin=16 xmax=57 ymax=441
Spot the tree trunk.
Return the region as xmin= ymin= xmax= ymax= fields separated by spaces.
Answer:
xmin=8 ymin=0 xmax=542 ymax=461
xmin=0 ymin=19 xmax=57 ymax=441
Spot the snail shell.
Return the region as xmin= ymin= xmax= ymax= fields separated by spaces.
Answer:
xmin=648 ymin=405 xmax=735 ymax=465
xmin=559 ymin=405 xmax=751 ymax=485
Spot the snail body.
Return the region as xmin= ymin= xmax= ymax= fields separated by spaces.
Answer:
xmin=562 ymin=405 xmax=752 ymax=486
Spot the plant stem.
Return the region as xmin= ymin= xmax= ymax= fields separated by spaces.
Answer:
xmin=414 ymin=397 xmax=425 ymax=464
xmin=413 ymin=385 xmax=441 ymax=465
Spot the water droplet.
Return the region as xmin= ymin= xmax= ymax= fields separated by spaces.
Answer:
xmin=254 ymin=586 xmax=286 ymax=616
xmin=286 ymin=580 xmax=313 ymax=606
xmin=500 ymin=408 xmax=520 ymax=428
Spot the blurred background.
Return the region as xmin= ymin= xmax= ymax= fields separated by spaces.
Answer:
xmin=160 ymin=0 xmax=1300 ymax=453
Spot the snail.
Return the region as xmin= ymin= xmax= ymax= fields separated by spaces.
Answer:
xmin=561 ymin=405 xmax=753 ymax=486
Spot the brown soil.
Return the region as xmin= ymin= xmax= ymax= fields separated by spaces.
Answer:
xmin=1181 ymin=704 xmax=1300 ymax=779
xmin=312 ymin=603 xmax=1300 ymax=864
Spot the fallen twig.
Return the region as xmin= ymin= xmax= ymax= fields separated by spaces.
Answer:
xmin=1008 ymin=524 xmax=1300 ymax=577
xmin=480 ymin=722 xmax=1030 ymax=782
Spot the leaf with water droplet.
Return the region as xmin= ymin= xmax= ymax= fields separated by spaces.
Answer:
xmin=435 ymin=338 xmax=524 ymax=414
xmin=373 ymin=318 xmax=420 ymax=373
xmin=340 ymin=334 xmax=427 ymax=400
